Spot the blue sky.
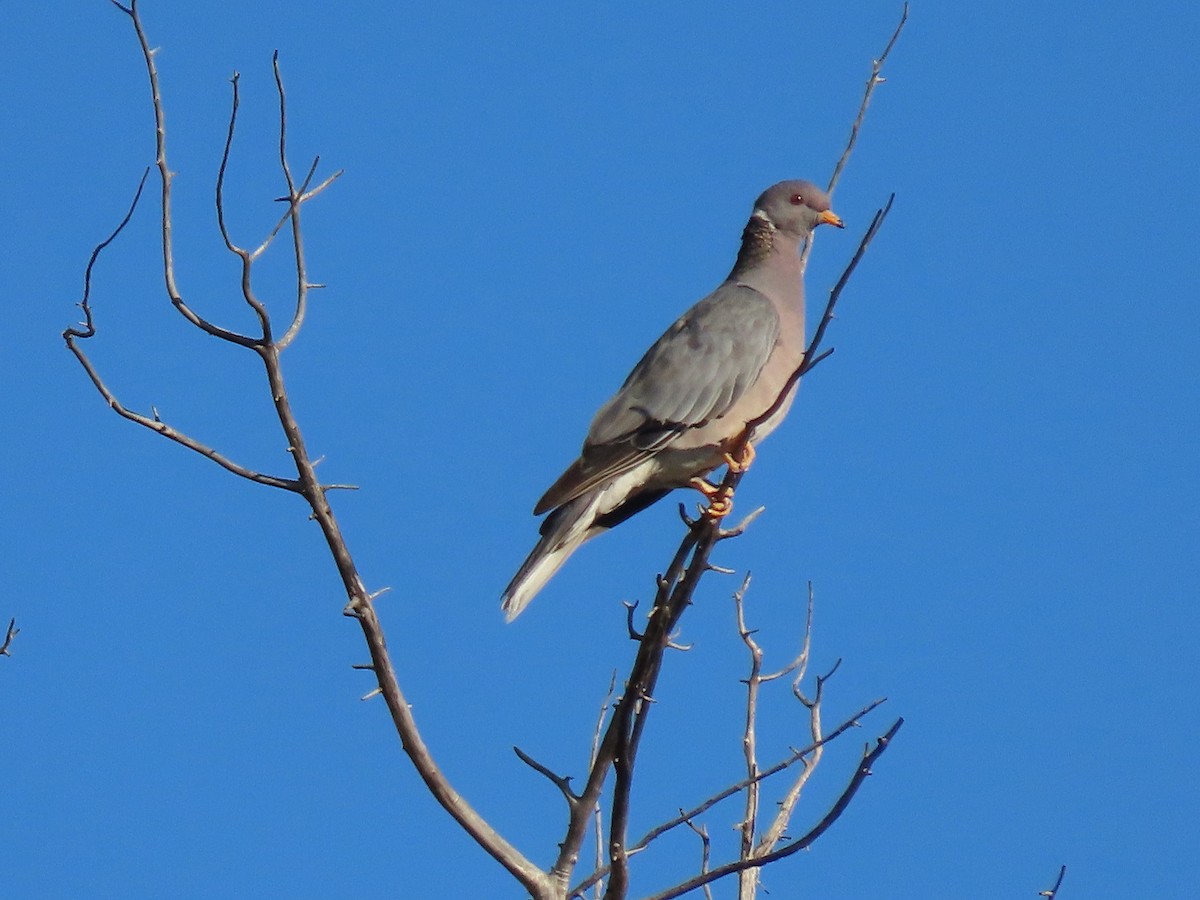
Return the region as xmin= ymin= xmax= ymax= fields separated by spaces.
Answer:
xmin=3 ymin=2 xmax=1197 ymax=897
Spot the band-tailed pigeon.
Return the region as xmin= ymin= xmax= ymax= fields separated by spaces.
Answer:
xmin=501 ymin=180 xmax=842 ymax=620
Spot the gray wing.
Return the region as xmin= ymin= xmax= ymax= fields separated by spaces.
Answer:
xmin=535 ymin=283 xmax=780 ymax=513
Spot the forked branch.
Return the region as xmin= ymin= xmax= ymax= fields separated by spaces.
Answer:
xmin=643 ymin=719 xmax=904 ymax=900
xmin=71 ymin=2 xmax=549 ymax=896
xmin=559 ymin=8 xmax=904 ymax=892
xmin=76 ymin=4 xmax=907 ymax=900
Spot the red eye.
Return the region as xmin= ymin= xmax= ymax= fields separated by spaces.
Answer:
xmin=790 ymin=194 xmax=804 ymax=205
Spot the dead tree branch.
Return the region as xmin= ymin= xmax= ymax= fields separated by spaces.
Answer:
xmin=69 ymin=2 xmax=550 ymax=895
xmin=569 ymin=696 xmax=886 ymax=897
xmin=733 ymin=579 xmax=822 ymax=899
xmin=800 ymin=1 xmax=907 ymax=274
xmin=1040 ymin=864 xmax=1067 ymax=899
xmin=561 ymin=10 xmax=903 ymax=893
xmin=75 ymin=4 xmax=906 ymax=899
xmin=0 ymin=619 xmax=18 ymax=657
xmin=642 ymin=719 xmax=904 ymax=900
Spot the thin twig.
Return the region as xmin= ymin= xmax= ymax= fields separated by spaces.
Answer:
xmin=800 ymin=1 xmax=907 ymax=274
xmin=827 ymin=2 xmax=909 ymax=197
xmin=78 ymin=5 xmax=552 ymax=896
xmin=683 ymin=817 xmax=714 ymax=900
xmin=734 ymin=574 xmax=763 ymax=899
xmin=0 ymin=619 xmax=18 ymax=656
xmin=563 ymin=192 xmax=896 ymax=900
xmin=215 ymin=70 xmax=272 ymax=339
xmin=745 ymin=194 xmax=895 ymax=460
xmin=1040 ymin=865 xmax=1067 ymax=899
xmin=570 ymin=697 xmax=886 ymax=895
xmin=118 ymin=0 xmax=257 ymax=347
xmin=643 ymin=719 xmax=905 ymax=900
xmin=590 ymin=673 xmax=618 ymax=900
xmin=515 ymin=746 xmax=580 ymax=807
xmin=273 ymin=52 xmax=337 ymax=351
xmin=61 ymin=172 xmax=301 ymax=491
xmin=741 ymin=580 xmax=824 ymax=889
xmin=760 ymin=581 xmax=814 ymax=683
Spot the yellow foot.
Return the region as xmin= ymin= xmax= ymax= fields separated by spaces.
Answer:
xmin=689 ymin=476 xmax=733 ymax=519
xmin=703 ymin=492 xmax=733 ymax=520
xmin=723 ymin=441 xmax=756 ymax=474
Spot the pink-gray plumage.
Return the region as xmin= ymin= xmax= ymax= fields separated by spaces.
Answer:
xmin=502 ymin=180 xmax=842 ymax=620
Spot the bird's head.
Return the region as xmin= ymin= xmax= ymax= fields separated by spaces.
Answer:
xmin=753 ymin=180 xmax=844 ymax=236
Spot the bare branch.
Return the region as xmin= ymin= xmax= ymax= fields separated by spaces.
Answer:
xmin=798 ymin=193 xmax=894 ymax=382
xmin=827 ymin=2 xmax=909 ymax=197
xmin=75 ymin=5 xmax=552 ymax=895
xmin=761 ymin=581 xmax=815 ymax=683
xmin=0 ymin=619 xmax=19 ymax=657
xmin=570 ymin=698 xmax=886 ymax=895
xmin=297 ymin=169 xmax=343 ymax=204
xmin=66 ymin=165 xmax=149 ymax=341
xmin=800 ymin=1 xmax=907 ymax=273
xmin=562 ymin=182 xmax=894 ymax=888
xmin=740 ymin=193 xmax=895 ymax=467
xmin=590 ymin=673 xmax=618 ymax=899
xmin=273 ymin=52 xmax=322 ymax=352
xmin=736 ymin=579 xmax=821 ymax=896
xmin=643 ymin=719 xmax=905 ymax=900
xmin=716 ymin=506 xmax=765 ymax=541
xmin=1040 ymin=865 xmax=1068 ymax=899
xmin=734 ymin=574 xmax=764 ymax=896
xmin=215 ymin=70 xmax=272 ymax=340
xmin=88 ymin=7 xmax=908 ymax=900
xmin=62 ymin=172 xmax=301 ymax=491
xmin=682 ymin=817 xmax=714 ymax=900
xmin=122 ymin=0 xmax=257 ymax=346
xmin=515 ymin=746 xmax=581 ymax=807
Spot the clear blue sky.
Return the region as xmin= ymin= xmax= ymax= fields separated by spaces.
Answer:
xmin=3 ymin=2 xmax=1196 ymax=897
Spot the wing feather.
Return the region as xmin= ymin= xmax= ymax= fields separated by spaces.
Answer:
xmin=535 ymin=283 xmax=780 ymax=513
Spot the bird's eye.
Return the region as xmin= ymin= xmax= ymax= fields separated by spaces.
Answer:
xmin=789 ymin=194 xmax=804 ymax=205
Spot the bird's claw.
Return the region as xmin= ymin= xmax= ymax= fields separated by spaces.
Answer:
xmin=703 ymin=493 xmax=733 ymax=520
xmin=723 ymin=442 xmax=756 ymax=473
xmin=689 ymin=477 xmax=733 ymax=520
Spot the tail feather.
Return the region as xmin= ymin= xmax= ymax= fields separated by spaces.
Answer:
xmin=501 ymin=492 xmax=603 ymax=621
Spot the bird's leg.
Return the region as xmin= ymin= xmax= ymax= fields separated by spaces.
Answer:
xmin=689 ymin=476 xmax=734 ymax=519
xmin=723 ymin=440 xmax=756 ymax=474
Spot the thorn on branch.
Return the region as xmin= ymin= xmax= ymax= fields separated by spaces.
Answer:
xmin=514 ymin=745 xmax=580 ymax=806
xmin=718 ymin=505 xmax=765 ymax=540
xmin=665 ymin=634 xmax=693 ymax=652
xmin=676 ymin=502 xmax=697 ymax=527
xmin=624 ymin=601 xmax=644 ymax=641
xmin=818 ymin=658 xmax=843 ymax=684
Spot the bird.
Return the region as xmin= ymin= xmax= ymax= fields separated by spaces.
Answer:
xmin=501 ymin=180 xmax=843 ymax=621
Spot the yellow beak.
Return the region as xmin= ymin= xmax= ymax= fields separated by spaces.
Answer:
xmin=818 ymin=209 xmax=845 ymax=229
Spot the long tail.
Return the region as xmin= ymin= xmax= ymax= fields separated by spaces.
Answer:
xmin=501 ymin=491 xmax=604 ymax=622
